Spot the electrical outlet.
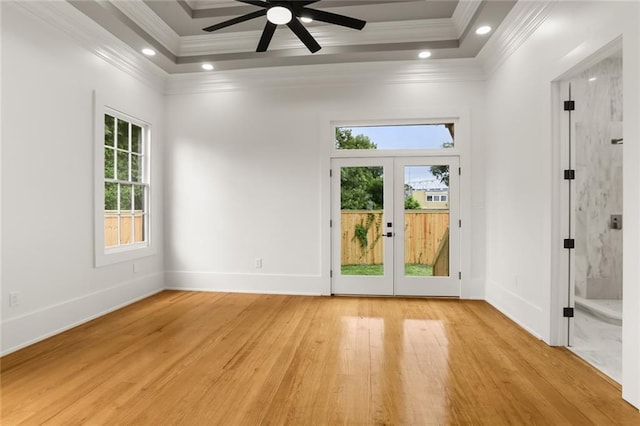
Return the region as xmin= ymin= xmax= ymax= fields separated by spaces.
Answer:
xmin=9 ymin=291 xmax=19 ymax=308
xmin=255 ymin=258 xmax=262 ymax=269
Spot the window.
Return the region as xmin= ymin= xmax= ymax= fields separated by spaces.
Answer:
xmin=103 ymin=112 xmax=149 ymax=250
xmin=441 ymin=195 xmax=447 ymax=202
xmin=427 ymin=196 xmax=434 ymax=201
xmin=94 ymin=95 xmax=153 ymax=267
xmin=335 ymin=123 xmax=454 ymax=150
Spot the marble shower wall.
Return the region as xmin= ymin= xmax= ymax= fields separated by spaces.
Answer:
xmin=573 ymin=57 xmax=623 ymax=300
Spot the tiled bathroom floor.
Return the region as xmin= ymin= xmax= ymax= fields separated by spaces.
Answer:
xmin=569 ymin=302 xmax=622 ymax=383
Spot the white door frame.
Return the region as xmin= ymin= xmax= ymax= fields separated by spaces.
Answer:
xmin=331 ymin=156 xmax=460 ymax=297
xmin=394 ymin=156 xmax=460 ymax=297
xmin=330 ymin=157 xmax=395 ymax=295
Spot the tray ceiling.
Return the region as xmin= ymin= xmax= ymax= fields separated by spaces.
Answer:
xmin=69 ymin=0 xmax=517 ymax=73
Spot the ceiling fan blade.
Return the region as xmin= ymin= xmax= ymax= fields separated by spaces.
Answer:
xmin=287 ymin=18 xmax=321 ymax=53
xmin=257 ymin=21 xmax=277 ymax=52
xmin=235 ymin=0 xmax=269 ymax=7
xmin=300 ymin=8 xmax=366 ymax=30
xmin=203 ymin=9 xmax=267 ymax=32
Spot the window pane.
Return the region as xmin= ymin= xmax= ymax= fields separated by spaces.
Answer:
xmin=336 ymin=124 xmax=454 ymax=150
xmin=104 ymin=182 xmax=117 ymax=210
xmin=134 ymin=213 xmax=145 ymax=243
xmin=117 ymin=151 xmax=129 ymax=180
xmin=132 ymin=125 xmax=142 ymax=154
xmin=131 ymin=154 xmax=141 ymax=182
xmin=117 ymin=119 xmax=130 ymax=150
xmin=105 ymin=214 xmax=118 ymax=247
xmin=104 ymin=148 xmax=115 ymax=179
xmin=105 ymin=115 xmax=115 ymax=147
xmin=119 ymin=215 xmax=133 ymax=245
xmin=120 ymin=184 xmax=132 ymax=212
xmin=134 ymin=185 xmax=145 ymax=211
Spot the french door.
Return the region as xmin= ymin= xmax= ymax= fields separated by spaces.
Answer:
xmin=331 ymin=156 xmax=460 ymax=296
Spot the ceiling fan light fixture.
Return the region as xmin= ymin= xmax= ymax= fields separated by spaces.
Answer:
xmin=267 ymin=6 xmax=292 ymax=25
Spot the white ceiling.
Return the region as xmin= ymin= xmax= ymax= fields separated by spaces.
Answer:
xmin=68 ymin=0 xmax=517 ymax=73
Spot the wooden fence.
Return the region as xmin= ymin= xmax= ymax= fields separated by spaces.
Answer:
xmin=105 ymin=212 xmax=144 ymax=247
xmin=340 ymin=210 xmax=449 ymax=266
xmin=432 ymin=228 xmax=449 ymax=276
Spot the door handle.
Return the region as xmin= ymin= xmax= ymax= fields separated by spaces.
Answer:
xmin=382 ymin=232 xmax=394 ymax=238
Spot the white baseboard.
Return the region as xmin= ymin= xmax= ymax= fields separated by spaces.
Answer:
xmin=165 ymin=271 xmax=329 ymax=296
xmin=485 ymin=279 xmax=544 ymax=341
xmin=1 ymin=272 xmax=164 ymax=356
xmin=461 ymin=278 xmax=486 ymax=299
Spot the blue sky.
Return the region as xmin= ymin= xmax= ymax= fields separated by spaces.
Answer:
xmin=342 ymin=124 xmax=451 ymax=189
xmin=343 ymin=124 xmax=452 ymax=150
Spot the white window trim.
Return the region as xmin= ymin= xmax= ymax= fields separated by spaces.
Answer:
xmin=94 ymin=91 xmax=155 ymax=267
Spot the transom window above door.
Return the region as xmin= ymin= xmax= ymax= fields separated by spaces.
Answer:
xmin=335 ymin=123 xmax=454 ymax=150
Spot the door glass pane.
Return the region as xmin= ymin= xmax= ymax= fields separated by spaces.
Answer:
xmin=340 ymin=166 xmax=384 ymax=276
xmin=404 ymin=165 xmax=449 ymax=277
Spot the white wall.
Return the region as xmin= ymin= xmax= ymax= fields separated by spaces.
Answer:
xmin=0 ymin=3 xmax=165 ymax=355
xmin=164 ymin=79 xmax=487 ymax=297
xmin=482 ymin=1 xmax=640 ymax=408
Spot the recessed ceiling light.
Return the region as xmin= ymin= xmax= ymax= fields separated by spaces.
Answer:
xmin=588 ymin=77 xmax=597 ymax=82
xmin=301 ymin=17 xmax=313 ymax=23
xmin=418 ymin=51 xmax=432 ymax=59
xmin=202 ymin=63 xmax=214 ymax=71
xmin=267 ymin=6 xmax=292 ymax=25
xmin=141 ymin=48 xmax=156 ymax=56
xmin=475 ymin=26 xmax=492 ymax=35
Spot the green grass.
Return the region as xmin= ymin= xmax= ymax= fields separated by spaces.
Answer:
xmin=341 ymin=264 xmax=384 ymax=275
xmin=341 ymin=264 xmax=433 ymax=276
xmin=404 ymin=263 xmax=433 ymax=276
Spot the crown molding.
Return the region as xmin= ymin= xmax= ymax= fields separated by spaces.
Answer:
xmin=110 ymin=0 xmax=180 ymax=54
xmin=179 ymin=18 xmax=457 ymax=56
xmin=165 ymin=58 xmax=484 ymax=94
xmin=10 ymin=1 xmax=167 ymax=92
xmin=102 ymin=0 xmax=461 ymax=58
xmin=451 ymin=0 xmax=482 ymax=37
xmin=477 ymin=0 xmax=553 ymax=76
xmin=185 ymin=0 xmax=238 ymax=10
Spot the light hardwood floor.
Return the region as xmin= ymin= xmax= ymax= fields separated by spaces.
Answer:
xmin=2 ymin=291 xmax=639 ymax=425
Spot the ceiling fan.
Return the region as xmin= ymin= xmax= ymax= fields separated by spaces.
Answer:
xmin=202 ymin=0 xmax=367 ymax=54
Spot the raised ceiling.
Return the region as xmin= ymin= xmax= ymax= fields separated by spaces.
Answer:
xmin=69 ymin=0 xmax=517 ymax=73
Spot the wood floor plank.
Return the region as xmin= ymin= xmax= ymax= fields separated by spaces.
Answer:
xmin=2 ymin=291 xmax=639 ymax=425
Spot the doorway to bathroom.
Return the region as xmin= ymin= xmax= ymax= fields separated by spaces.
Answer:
xmin=561 ymin=49 xmax=623 ymax=382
